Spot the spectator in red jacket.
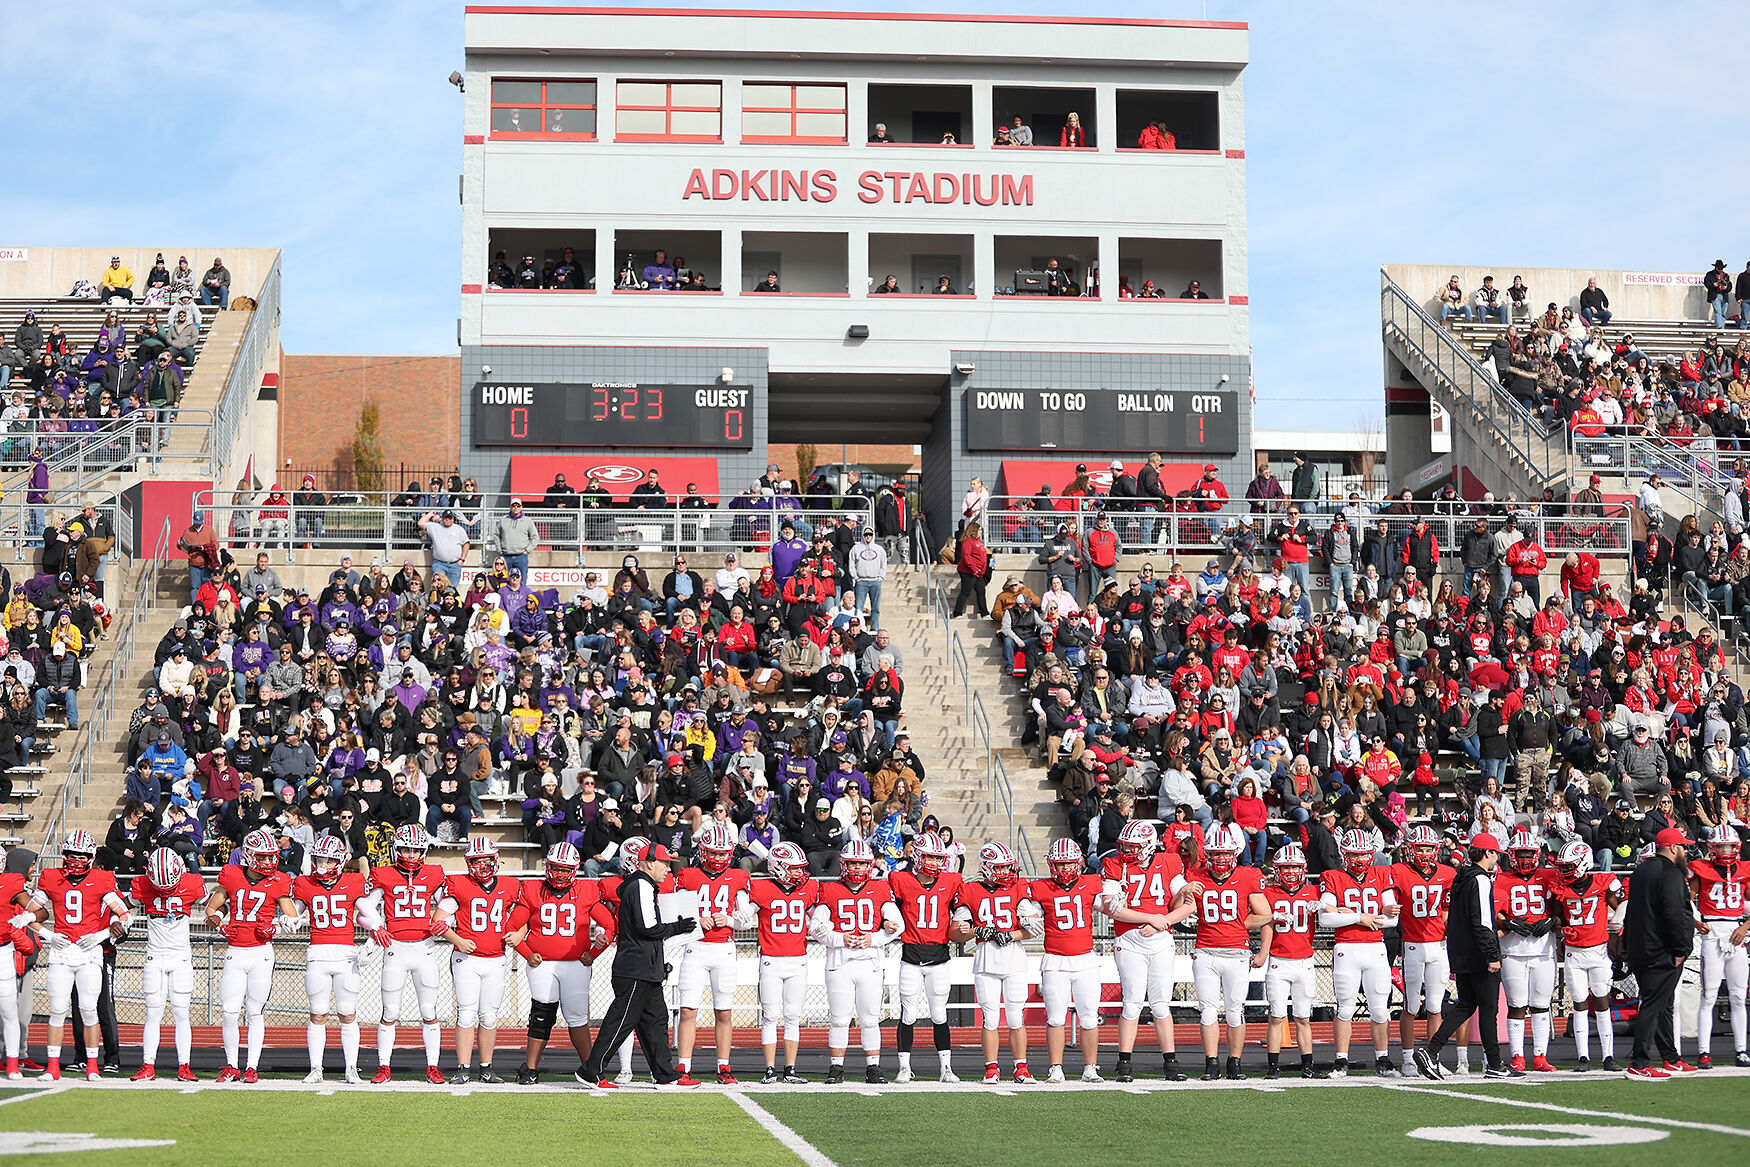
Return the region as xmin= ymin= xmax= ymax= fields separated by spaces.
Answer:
xmin=1084 ymin=513 xmax=1122 ymax=588
xmin=952 ymin=523 xmax=989 ymax=618
xmin=1561 ymin=551 xmax=1601 ymax=606
xmin=1231 ymin=775 xmax=1269 ymax=865
xmin=1271 ymin=505 xmax=1314 ymax=598
xmin=1195 ymin=464 xmax=1229 ymax=513
xmin=1059 ymin=111 xmax=1088 ymax=148
xmin=1136 ymin=122 xmax=1175 ymax=150
xmin=1505 ymin=534 xmax=1547 ymax=606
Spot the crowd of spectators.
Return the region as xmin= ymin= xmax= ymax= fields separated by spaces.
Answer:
xmin=134 ymin=486 xmax=952 ymax=882
xmin=947 ymin=457 xmax=1746 ymax=885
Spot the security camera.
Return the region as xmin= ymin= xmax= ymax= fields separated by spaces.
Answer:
xmin=1219 ymin=374 xmax=1230 ymax=383
xmin=448 ymin=70 xmax=464 ymax=90
xmin=481 ymin=365 xmax=491 ymax=375
xmin=955 ymin=363 xmax=976 ymax=375
xmin=720 ymin=367 xmax=735 ymax=383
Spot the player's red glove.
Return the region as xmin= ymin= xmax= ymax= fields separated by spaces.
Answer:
xmin=255 ymin=920 xmax=278 ymax=943
xmin=428 ymin=918 xmax=451 ymax=939
xmin=371 ymin=926 xmax=393 ymax=947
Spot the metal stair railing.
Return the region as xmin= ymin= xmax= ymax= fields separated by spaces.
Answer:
xmin=1381 ymin=269 xmax=1566 ymax=493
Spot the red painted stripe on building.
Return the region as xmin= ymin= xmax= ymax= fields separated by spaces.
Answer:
xmin=464 ymin=134 xmax=485 ymax=145
xmin=461 ymin=284 xmax=483 ymax=294
xmin=1225 ymin=148 xmax=1245 ymax=159
xmin=464 ymin=6 xmax=1248 ymax=30
xmin=1228 ymin=295 xmax=1248 ymax=305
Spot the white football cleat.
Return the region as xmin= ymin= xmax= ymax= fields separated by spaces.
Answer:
xmin=939 ymin=1067 xmax=959 ymax=1084
xmin=894 ymin=1068 xmax=914 ymax=1084
xmin=1081 ymin=1067 xmax=1105 ymax=1083
xmin=302 ymin=1069 xmax=324 ymax=1084
xmin=615 ymin=1069 xmax=634 ymax=1086
xmin=344 ymin=1066 xmax=362 ymax=1084
xmin=1045 ymin=1065 xmax=1066 ymax=1084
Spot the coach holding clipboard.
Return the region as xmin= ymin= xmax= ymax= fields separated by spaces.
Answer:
xmin=577 ymin=842 xmax=701 ymax=1090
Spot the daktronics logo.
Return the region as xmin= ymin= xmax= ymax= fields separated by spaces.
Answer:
xmin=587 ymin=465 xmax=645 ymax=487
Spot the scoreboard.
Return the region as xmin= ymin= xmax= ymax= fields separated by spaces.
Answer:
xmin=471 ymin=381 xmax=754 ymax=449
xmin=964 ymin=388 xmax=1240 ymax=454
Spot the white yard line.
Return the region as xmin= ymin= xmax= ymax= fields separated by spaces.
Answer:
xmin=0 ymin=1084 xmax=72 ymax=1108
xmin=727 ymin=1091 xmax=841 ymax=1167
xmin=1381 ymin=1082 xmax=1750 ymax=1139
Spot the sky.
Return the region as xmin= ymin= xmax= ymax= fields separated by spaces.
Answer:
xmin=5 ymin=0 xmax=1747 ymax=432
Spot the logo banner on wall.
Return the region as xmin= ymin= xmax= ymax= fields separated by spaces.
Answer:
xmin=507 ymin=456 xmax=721 ymax=500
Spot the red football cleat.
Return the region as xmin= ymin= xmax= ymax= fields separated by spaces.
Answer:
xmin=1662 ymin=1060 xmax=1697 ymax=1074
xmin=41 ymin=1059 xmax=59 ymax=1082
xmin=22 ymin=1059 xmax=43 ymax=1073
xmin=716 ymin=1067 xmax=740 ymax=1085
xmin=241 ymin=1068 xmax=259 ymax=1084
xmin=1626 ymin=1064 xmax=1670 ymax=1080
xmin=130 ymin=1066 xmax=156 ymax=1082
xmin=1509 ymin=1055 xmax=1525 ymax=1072
xmin=674 ymin=1074 xmax=702 ymax=1087
xmin=1698 ymin=1054 xmax=1714 ymax=1069
xmin=595 ymin=1077 xmax=619 ymax=1090
xmin=85 ymin=1065 xmax=99 ymax=1082
xmin=215 ymin=1065 xmax=240 ymax=1084
xmin=425 ymin=1066 xmax=446 ymax=1085
xmin=983 ymin=1063 xmax=1001 ymax=1084
xmin=1531 ymin=1055 xmax=1557 ymax=1073
xmin=176 ymin=1065 xmax=199 ymax=1083
xmin=371 ymin=1066 xmax=393 ymax=1084
xmin=1013 ymin=1063 xmax=1037 ymax=1084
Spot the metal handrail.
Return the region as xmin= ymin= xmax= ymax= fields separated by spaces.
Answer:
xmin=927 ymin=571 xmax=1035 ymax=874
xmin=41 ymin=515 xmax=169 ymax=857
xmin=0 ymin=411 xmax=217 ymax=496
xmin=210 ymin=256 xmax=280 ymax=479
xmin=1380 ymin=269 xmax=1566 ymax=492
xmin=193 ymin=490 xmax=873 ymax=562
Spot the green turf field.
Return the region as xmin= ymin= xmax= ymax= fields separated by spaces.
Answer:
xmin=0 ymin=1077 xmax=1745 ymax=1165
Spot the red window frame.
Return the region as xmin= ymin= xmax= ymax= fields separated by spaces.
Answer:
xmin=489 ymin=79 xmax=598 ymax=141
xmin=615 ymin=81 xmax=722 ymax=143
xmin=741 ymin=83 xmax=847 ymax=145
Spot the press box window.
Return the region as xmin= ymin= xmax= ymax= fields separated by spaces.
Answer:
xmin=490 ymin=79 xmax=597 ymax=138
xmin=742 ymin=83 xmax=847 ymax=144
xmin=616 ymin=81 xmax=722 ymax=142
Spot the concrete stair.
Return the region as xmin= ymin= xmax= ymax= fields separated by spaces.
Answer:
xmin=884 ymin=569 xmax=1059 ymax=864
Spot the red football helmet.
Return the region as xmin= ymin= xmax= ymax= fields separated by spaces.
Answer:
xmin=768 ymin=842 xmax=807 ymax=890
xmin=310 ymin=835 xmax=349 ymax=885
xmin=545 ymin=841 xmax=581 ymax=888
xmin=979 ymin=841 xmax=1017 ymax=889
xmin=1708 ymin=825 xmax=1741 ymax=866
xmin=696 ymin=822 xmax=735 ymax=876
xmin=1205 ymin=824 xmax=1244 ymax=878
xmin=1508 ymin=828 xmax=1542 ymax=876
xmin=147 ymin=847 xmax=186 ymax=892
xmin=619 ymin=836 xmax=651 ymax=874
xmin=1339 ymin=828 xmax=1375 ymax=878
xmin=1406 ymin=824 xmax=1440 ymax=872
xmin=1047 ymin=837 xmax=1083 ymax=887
xmin=1272 ymin=842 xmax=1307 ymax=892
xmin=840 ymin=837 xmax=875 ymax=886
xmin=914 ymin=831 xmax=949 ymax=879
xmin=60 ymin=830 xmax=97 ymax=877
xmin=393 ymin=824 xmax=430 ymax=873
xmin=1117 ymin=820 xmax=1159 ymax=867
xmin=465 ymin=836 xmax=499 ymax=882
xmin=243 ymin=829 xmax=281 ymax=875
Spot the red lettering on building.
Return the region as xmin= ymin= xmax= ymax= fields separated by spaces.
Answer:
xmin=712 ymin=169 xmax=738 ymax=199
xmin=682 ymin=169 xmax=710 ymax=200
xmin=683 ymin=168 xmax=1030 ymax=207
xmin=1001 ymin=174 xmax=1034 ymax=206
xmin=811 ymin=171 xmax=837 ymax=201
xmin=857 ymin=171 xmax=883 ymax=203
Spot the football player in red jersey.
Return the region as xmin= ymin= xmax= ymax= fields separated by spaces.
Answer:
xmin=674 ymin=821 xmax=754 ymax=1084
xmin=291 ymin=835 xmax=377 ymax=1084
xmin=30 ymin=831 xmax=131 ymax=1081
xmin=203 ymin=829 xmax=297 ymax=1083
xmin=1390 ymin=824 xmax=1455 ymax=1076
xmin=1262 ymin=843 xmax=1323 ymax=1080
xmin=364 ymin=823 xmax=450 ymax=1084
xmin=749 ymin=842 xmax=818 ymax=1083
xmin=952 ymin=842 xmax=1043 ymax=1084
xmin=810 ymin=837 xmax=902 ymax=1084
xmin=0 ymin=841 xmax=39 ymax=1079
xmin=436 ymin=837 xmax=529 ymax=1083
xmin=1102 ymin=820 xmax=1193 ymax=1082
xmin=890 ymin=832 xmax=966 ymax=1083
xmin=127 ymin=848 xmax=206 ymax=1082
xmin=1548 ymin=839 xmax=1623 ymax=1071
xmin=1319 ymin=828 xmax=1400 ymax=1077
xmin=1029 ymin=837 xmax=1112 ymax=1083
xmin=516 ymin=842 xmax=618 ymax=1085
xmin=1181 ymin=823 xmax=1271 ymax=1081
xmin=1688 ymin=826 xmax=1749 ymax=1068
xmin=1495 ymin=828 xmax=1559 ymax=1072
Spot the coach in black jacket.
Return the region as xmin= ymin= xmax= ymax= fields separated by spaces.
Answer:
xmin=1416 ymin=832 xmax=1509 ymax=1079
xmin=576 ymin=842 xmax=696 ymax=1088
xmin=1623 ymin=827 xmax=1696 ymax=1073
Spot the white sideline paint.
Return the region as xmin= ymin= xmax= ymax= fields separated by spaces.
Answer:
xmin=0 ymin=1132 xmax=177 ymax=1155
xmin=1381 ymin=1083 xmax=1750 ymax=1139
xmin=0 ymin=1087 xmax=70 ymax=1109
xmin=1408 ymin=1123 xmax=1666 ymax=1147
xmin=728 ymin=1091 xmax=840 ymax=1167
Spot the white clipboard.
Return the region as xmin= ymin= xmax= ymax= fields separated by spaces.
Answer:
xmin=658 ymin=891 xmax=699 ymax=924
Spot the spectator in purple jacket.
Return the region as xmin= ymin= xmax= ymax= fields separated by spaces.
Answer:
xmin=25 ymin=447 xmax=48 ymax=538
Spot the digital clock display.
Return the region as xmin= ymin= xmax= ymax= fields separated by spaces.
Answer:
xmin=471 ymin=381 xmax=754 ymax=449
xmin=964 ymin=388 xmax=1240 ymax=454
